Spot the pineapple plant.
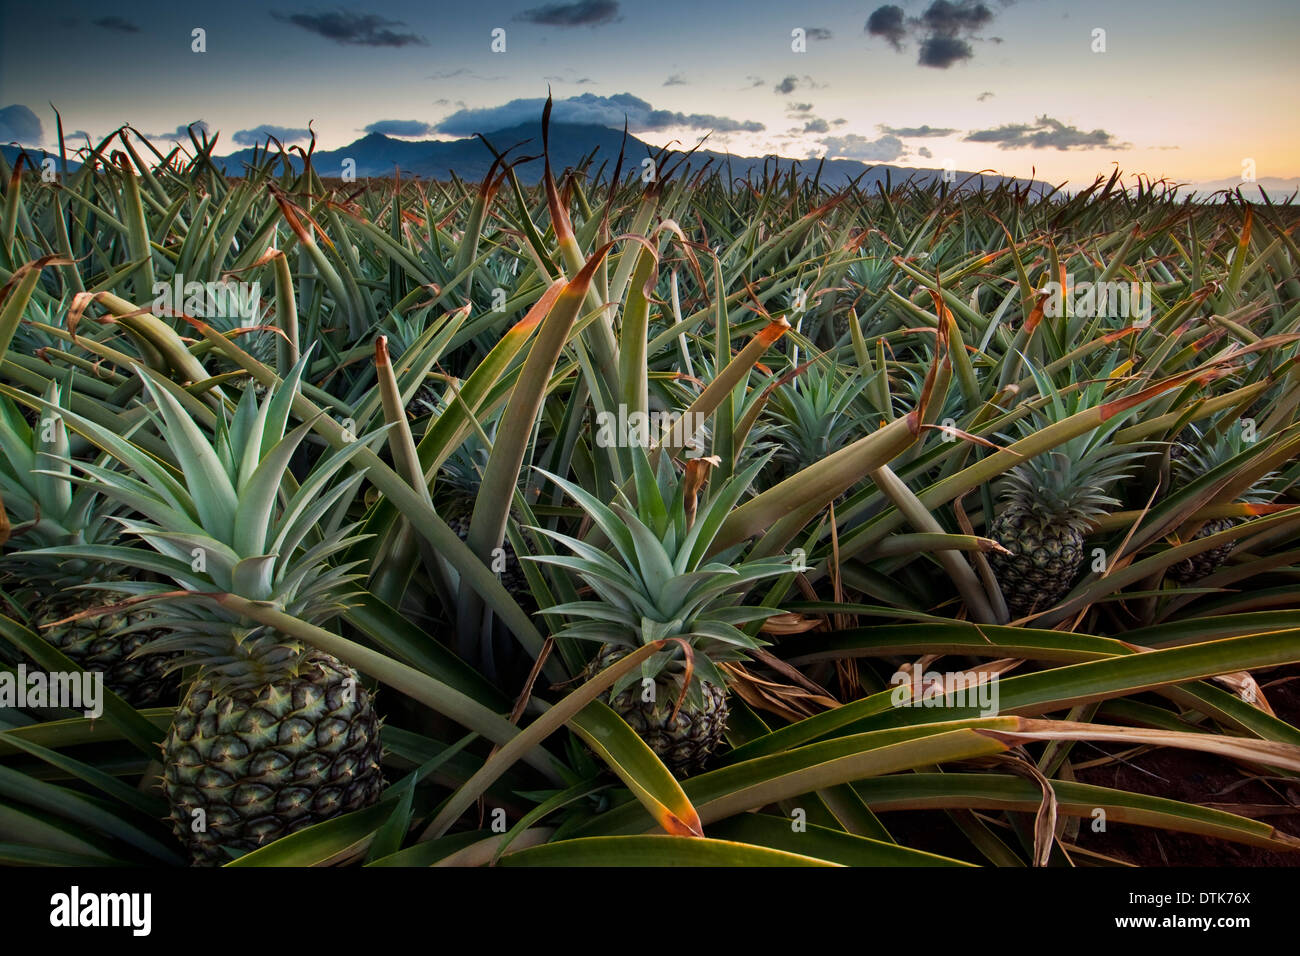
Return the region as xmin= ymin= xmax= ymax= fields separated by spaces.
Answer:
xmin=1166 ymin=420 xmax=1275 ymax=583
xmin=528 ymin=449 xmax=787 ymax=774
xmin=32 ymin=361 xmax=385 ymax=864
xmin=987 ymin=374 xmax=1149 ymax=617
xmin=374 ymin=308 xmax=443 ymax=421
xmin=0 ymin=382 xmax=176 ymax=707
xmin=764 ymin=361 xmax=867 ymax=480
xmin=435 ymin=409 xmax=534 ymax=607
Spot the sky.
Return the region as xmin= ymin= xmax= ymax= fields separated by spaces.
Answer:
xmin=0 ymin=0 xmax=1297 ymax=189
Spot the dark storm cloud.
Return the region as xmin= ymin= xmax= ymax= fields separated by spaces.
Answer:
xmin=964 ymin=115 xmax=1129 ymax=151
xmin=867 ymin=1 xmax=1007 ymax=68
xmin=271 ymin=10 xmax=426 ymax=47
xmin=92 ymin=16 xmax=141 ymax=33
xmin=232 ymin=124 xmax=312 ymax=146
xmin=364 ymin=120 xmax=438 ymax=137
xmin=515 ymin=1 xmax=620 ymax=27
xmin=436 ymin=93 xmax=763 ymax=135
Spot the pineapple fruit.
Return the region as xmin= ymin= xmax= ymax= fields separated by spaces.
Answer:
xmin=529 ymin=449 xmax=786 ymax=774
xmin=0 ymin=383 xmax=176 ymax=706
xmin=1166 ymin=421 xmax=1274 ymax=583
xmin=987 ymin=379 xmax=1148 ymax=617
xmin=33 ymin=363 xmax=385 ymax=864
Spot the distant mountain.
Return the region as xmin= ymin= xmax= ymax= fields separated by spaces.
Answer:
xmin=10 ymin=134 xmax=1294 ymax=202
xmin=1 ymin=144 xmax=82 ymax=173
xmin=212 ymin=122 xmax=1050 ymax=193
xmin=4 ymin=125 xmax=1050 ymax=194
xmin=1183 ymin=177 xmax=1299 ymax=202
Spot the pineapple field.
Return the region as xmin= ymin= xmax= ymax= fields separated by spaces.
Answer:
xmin=2 ymin=109 xmax=1300 ymax=871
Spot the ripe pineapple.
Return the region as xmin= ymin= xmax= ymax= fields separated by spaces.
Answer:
xmin=33 ymin=361 xmax=385 ymax=864
xmin=528 ymin=450 xmax=787 ymax=774
xmin=987 ymin=378 xmax=1148 ymax=616
xmin=0 ymin=384 xmax=176 ymax=706
xmin=1166 ymin=422 xmax=1274 ymax=583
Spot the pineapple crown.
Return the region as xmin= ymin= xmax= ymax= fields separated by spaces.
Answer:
xmin=526 ymin=447 xmax=787 ymax=704
xmin=437 ymin=410 xmax=500 ymax=504
xmin=0 ymin=380 xmax=123 ymax=587
xmin=1 ymin=380 xmax=107 ymax=544
xmin=896 ymin=348 xmax=964 ymax=424
xmin=765 ymin=360 xmax=866 ymax=471
xmin=1172 ymin=418 xmax=1278 ymax=501
xmin=27 ymin=354 xmax=377 ymax=690
xmin=997 ymin=363 xmax=1151 ymax=527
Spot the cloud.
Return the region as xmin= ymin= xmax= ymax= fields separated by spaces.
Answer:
xmin=867 ymin=1 xmax=1005 ymax=68
xmin=232 ymin=124 xmax=312 ymax=146
xmin=745 ymin=76 xmax=765 ymax=88
xmin=364 ymin=119 xmax=437 ymax=137
xmin=879 ymin=124 xmax=957 ymax=137
xmin=516 ymin=1 xmax=619 ymax=27
xmin=964 ymin=115 xmax=1129 ymax=151
xmin=0 ymin=104 xmax=44 ymax=144
xmin=977 ymin=90 xmax=995 ymax=101
xmin=922 ymin=0 xmax=993 ymax=35
xmin=663 ymin=74 xmax=687 ymax=86
xmin=786 ymin=102 xmax=814 ymax=114
xmin=865 ymin=5 xmax=906 ymax=49
xmin=805 ymin=27 xmax=833 ymax=40
xmin=803 ymin=118 xmax=830 ymax=133
xmin=918 ymin=146 xmax=933 ymax=158
xmin=271 ymin=10 xmax=426 ymax=47
xmin=92 ymin=16 xmax=140 ymax=33
xmin=919 ymin=34 xmax=973 ymax=68
xmin=149 ymin=121 xmax=209 ymax=140
xmin=774 ymin=75 xmax=799 ymax=94
xmin=818 ymin=133 xmax=905 ymax=162
xmin=435 ymin=93 xmax=764 ymax=135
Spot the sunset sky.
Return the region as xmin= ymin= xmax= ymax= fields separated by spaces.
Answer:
xmin=1 ymin=0 xmax=1296 ymax=190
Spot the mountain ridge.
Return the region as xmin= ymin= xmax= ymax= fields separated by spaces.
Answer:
xmin=3 ymin=127 xmax=1295 ymax=200
xmin=204 ymin=121 xmax=1048 ymax=192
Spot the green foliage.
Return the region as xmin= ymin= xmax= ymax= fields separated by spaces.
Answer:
xmin=1 ymin=113 xmax=1299 ymax=867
